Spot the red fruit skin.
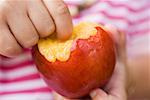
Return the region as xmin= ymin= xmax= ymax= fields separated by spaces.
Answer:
xmin=32 ymin=27 xmax=116 ymax=99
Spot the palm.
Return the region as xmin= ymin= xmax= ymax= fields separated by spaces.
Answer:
xmin=90 ymin=61 xmax=127 ymax=100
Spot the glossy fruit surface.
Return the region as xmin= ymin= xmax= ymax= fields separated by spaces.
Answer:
xmin=32 ymin=23 xmax=116 ymax=99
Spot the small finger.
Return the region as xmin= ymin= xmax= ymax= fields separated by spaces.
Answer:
xmin=6 ymin=11 xmax=39 ymax=48
xmin=43 ymin=0 xmax=73 ymax=40
xmin=27 ymin=0 xmax=55 ymax=37
xmin=0 ymin=22 xmax=22 ymax=57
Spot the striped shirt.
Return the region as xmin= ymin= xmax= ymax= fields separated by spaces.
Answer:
xmin=0 ymin=0 xmax=149 ymax=99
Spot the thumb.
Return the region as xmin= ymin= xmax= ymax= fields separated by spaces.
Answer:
xmin=90 ymin=89 xmax=107 ymax=100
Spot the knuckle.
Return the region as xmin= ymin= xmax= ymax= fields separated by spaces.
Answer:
xmin=0 ymin=2 xmax=13 ymax=18
xmin=49 ymin=23 xmax=55 ymax=33
xmin=40 ymin=23 xmax=55 ymax=37
xmin=4 ymin=46 xmax=15 ymax=54
xmin=2 ymin=46 xmax=19 ymax=57
xmin=23 ymin=36 xmax=39 ymax=48
xmin=56 ymin=3 xmax=69 ymax=15
xmin=0 ymin=0 xmax=14 ymax=12
xmin=0 ymin=0 xmax=26 ymax=17
xmin=0 ymin=35 xmax=22 ymax=57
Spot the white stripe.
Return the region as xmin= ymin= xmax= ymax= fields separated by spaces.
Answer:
xmin=129 ymin=32 xmax=150 ymax=45
xmin=127 ymin=33 xmax=150 ymax=56
xmin=0 ymin=79 xmax=47 ymax=92
xmin=128 ymin=21 xmax=149 ymax=33
xmin=127 ymin=28 xmax=149 ymax=35
xmin=85 ymin=1 xmax=149 ymax=21
xmin=64 ymin=0 xmax=84 ymax=5
xmin=2 ymin=52 xmax=32 ymax=66
xmin=0 ymin=65 xmax=38 ymax=80
xmin=101 ymin=0 xmax=148 ymax=10
xmin=80 ymin=11 xmax=149 ymax=31
xmin=80 ymin=13 xmax=128 ymax=30
xmin=0 ymin=93 xmax=53 ymax=100
xmin=73 ymin=18 xmax=82 ymax=25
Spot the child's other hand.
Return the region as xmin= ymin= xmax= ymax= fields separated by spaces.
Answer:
xmin=89 ymin=25 xmax=128 ymax=100
xmin=0 ymin=0 xmax=73 ymax=57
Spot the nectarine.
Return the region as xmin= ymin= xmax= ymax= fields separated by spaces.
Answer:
xmin=32 ymin=22 xmax=116 ymax=99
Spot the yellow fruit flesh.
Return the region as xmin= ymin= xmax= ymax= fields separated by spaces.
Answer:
xmin=38 ymin=22 xmax=99 ymax=62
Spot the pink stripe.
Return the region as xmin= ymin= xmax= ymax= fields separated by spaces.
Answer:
xmin=98 ymin=11 xmax=149 ymax=26
xmin=129 ymin=17 xmax=150 ymax=25
xmin=0 ymin=60 xmax=35 ymax=71
xmin=128 ymin=29 xmax=150 ymax=35
xmin=80 ymin=9 xmax=149 ymax=26
xmin=0 ymin=73 xmax=40 ymax=83
xmin=100 ymin=10 xmax=126 ymax=19
xmin=103 ymin=0 xmax=150 ymax=13
xmin=73 ymin=14 xmax=82 ymax=19
xmin=23 ymin=48 xmax=31 ymax=53
xmin=0 ymin=87 xmax=51 ymax=95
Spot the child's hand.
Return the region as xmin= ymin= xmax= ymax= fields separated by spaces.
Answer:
xmin=53 ymin=25 xmax=128 ymax=100
xmin=0 ymin=0 xmax=73 ymax=57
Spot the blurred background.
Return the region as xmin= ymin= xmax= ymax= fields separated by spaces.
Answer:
xmin=64 ymin=0 xmax=150 ymax=58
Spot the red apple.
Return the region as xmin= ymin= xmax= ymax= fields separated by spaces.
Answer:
xmin=32 ymin=22 xmax=116 ymax=99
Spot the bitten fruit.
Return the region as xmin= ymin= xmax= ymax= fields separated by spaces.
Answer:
xmin=32 ymin=22 xmax=116 ymax=99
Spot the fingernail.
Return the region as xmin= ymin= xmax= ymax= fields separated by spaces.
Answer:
xmin=90 ymin=90 xmax=98 ymax=98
